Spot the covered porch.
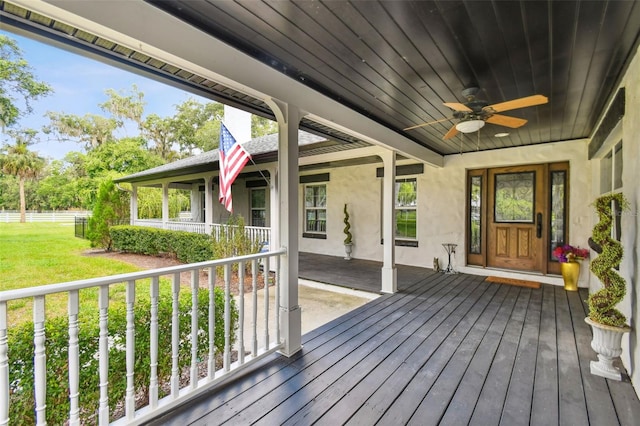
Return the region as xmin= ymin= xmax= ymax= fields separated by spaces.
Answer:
xmin=148 ymin=271 xmax=640 ymax=425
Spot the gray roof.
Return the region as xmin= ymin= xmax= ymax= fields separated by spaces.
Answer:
xmin=116 ymin=130 xmax=370 ymax=184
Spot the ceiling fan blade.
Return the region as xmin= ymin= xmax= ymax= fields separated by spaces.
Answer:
xmin=486 ymin=114 xmax=528 ymax=128
xmin=403 ymin=117 xmax=453 ymax=131
xmin=443 ymin=102 xmax=472 ymax=112
xmin=485 ymin=94 xmax=548 ymax=113
xmin=443 ymin=124 xmax=459 ymax=140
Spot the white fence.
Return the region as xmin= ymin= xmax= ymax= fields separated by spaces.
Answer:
xmin=0 ymin=249 xmax=285 ymax=425
xmin=0 ymin=211 xmax=91 ymax=223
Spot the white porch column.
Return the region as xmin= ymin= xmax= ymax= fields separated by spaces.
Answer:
xmin=130 ymin=185 xmax=138 ymax=225
xmin=162 ymin=182 xmax=169 ymax=229
xmin=267 ymin=166 xmax=279 ymax=250
xmin=190 ymin=183 xmax=201 ymax=222
xmin=382 ymin=150 xmax=397 ymax=293
xmin=204 ymin=176 xmax=214 ymax=233
xmin=267 ymin=98 xmax=302 ymax=357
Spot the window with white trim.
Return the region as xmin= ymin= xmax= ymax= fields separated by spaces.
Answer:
xmin=250 ymin=188 xmax=266 ymax=227
xmin=304 ymin=184 xmax=327 ymax=235
xmin=395 ymin=178 xmax=417 ymax=240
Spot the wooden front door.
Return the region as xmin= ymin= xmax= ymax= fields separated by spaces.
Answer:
xmin=487 ymin=165 xmax=546 ymax=271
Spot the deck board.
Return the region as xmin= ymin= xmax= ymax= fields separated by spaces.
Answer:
xmin=146 ymin=269 xmax=640 ymax=426
xmin=467 ymin=287 xmax=530 ymax=425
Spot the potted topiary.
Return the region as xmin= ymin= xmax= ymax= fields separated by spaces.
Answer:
xmin=343 ymin=203 xmax=353 ymax=260
xmin=585 ymin=192 xmax=631 ymax=380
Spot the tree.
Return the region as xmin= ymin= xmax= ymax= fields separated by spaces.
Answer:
xmin=0 ymin=35 xmax=53 ymax=128
xmin=141 ymin=113 xmax=176 ymax=161
xmin=0 ymin=129 xmax=45 ymax=222
xmin=43 ymin=111 xmax=119 ymax=150
xmin=99 ymin=85 xmax=146 ymax=133
xmin=169 ymin=98 xmax=223 ymax=154
xmin=87 ymin=179 xmax=129 ymax=250
xmin=252 ymin=115 xmax=278 ymax=138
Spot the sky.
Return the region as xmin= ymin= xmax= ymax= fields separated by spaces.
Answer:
xmin=1 ymin=29 xmax=209 ymax=160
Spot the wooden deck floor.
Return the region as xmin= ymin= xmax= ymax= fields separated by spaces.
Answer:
xmin=147 ymin=272 xmax=640 ymax=425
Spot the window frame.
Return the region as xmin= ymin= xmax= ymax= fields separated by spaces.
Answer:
xmin=249 ymin=187 xmax=267 ymax=227
xmin=395 ymin=177 xmax=418 ymax=244
xmin=303 ymin=183 xmax=327 ymax=239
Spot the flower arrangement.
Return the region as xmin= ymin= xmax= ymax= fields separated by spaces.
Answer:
xmin=553 ymin=244 xmax=590 ymax=263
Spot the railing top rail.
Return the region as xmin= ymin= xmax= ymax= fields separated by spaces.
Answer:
xmin=0 ymin=248 xmax=286 ymax=302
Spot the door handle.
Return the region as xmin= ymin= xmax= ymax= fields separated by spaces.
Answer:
xmin=536 ymin=212 xmax=543 ymax=238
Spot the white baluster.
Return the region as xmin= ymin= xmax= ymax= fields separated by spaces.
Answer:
xmin=264 ymin=256 xmax=270 ymax=350
xmin=171 ymin=273 xmax=180 ymax=397
xmin=33 ymin=296 xmax=47 ymax=425
xmin=68 ymin=290 xmax=80 ymax=426
xmin=238 ymin=261 xmax=245 ymax=365
xmin=223 ymin=264 xmax=231 ymax=372
xmin=207 ymin=267 xmax=215 ymax=380
xmin=98 ymin=287 xmax=109 ymax=425
xmin=149 ymin=277 xmax=159 ymax=408
xmin=190 ymin=271 xmax=199 ymax=389
xmin=125 ymin=281 xmax=136 ymax=419
xmin=275 ymin=256 xmax=281 ymax=344
xmin=0 ymin=302 xmax=9 ymax=426
xmin=251 ymin=259 xmax=258 ymax=358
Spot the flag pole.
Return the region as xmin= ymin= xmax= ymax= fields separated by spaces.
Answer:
xmin=219 ymin=118 xmax=271 ymax=186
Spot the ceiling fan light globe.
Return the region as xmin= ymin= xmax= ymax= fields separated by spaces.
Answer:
xmin=455 ymin=119 xmax=485 ymax=133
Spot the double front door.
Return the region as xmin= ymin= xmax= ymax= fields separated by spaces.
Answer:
xmin=467 ymin=163 xmax=568 ymax=275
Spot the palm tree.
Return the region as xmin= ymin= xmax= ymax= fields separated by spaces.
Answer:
xmin=0 ymin=130 xmax=45 ymax=222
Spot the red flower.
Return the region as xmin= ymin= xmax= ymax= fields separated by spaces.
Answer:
xmin=553 ymin=244 xmax=590 ymax=263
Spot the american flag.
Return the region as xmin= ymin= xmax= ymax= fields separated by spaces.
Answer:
xmin=218 ymin=123 xmax=251 ymax=212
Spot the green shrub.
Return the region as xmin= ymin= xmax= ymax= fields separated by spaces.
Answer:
xmin=87 ymin=179 xmax=129 ymax=250
xmin=110 ymin=226 xmax=213 ymax=262
xmin=8 ymin=287 xmax=237 ymax=424
xmin=588 ymin=193 xmax=629 ymax=327
xmin=212 ymin=215 xmax=262 ymax=259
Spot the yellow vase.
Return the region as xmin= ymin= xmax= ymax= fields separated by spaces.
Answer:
xmin=561 ymin=261 xmax=580 ymax=291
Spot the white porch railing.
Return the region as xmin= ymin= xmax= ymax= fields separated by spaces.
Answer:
xmin=0 ymin=249 xmax=285 ymax=425
xmin=131 ymin=220 xmax=271 ymax=246
xmin=210 ymin=224 xmax=271 ymax=248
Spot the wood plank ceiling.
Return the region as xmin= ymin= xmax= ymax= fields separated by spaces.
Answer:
xmin=3 ymin=1 xmax=640 ymax=156
xmin=147 ymin=0 xmax=640 ymax=155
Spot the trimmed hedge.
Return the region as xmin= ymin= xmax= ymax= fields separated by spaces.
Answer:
xmin=110 ymin=225 xmax=213 ymax=263
xmin=8 ymin=287 xmax=237 ymax=424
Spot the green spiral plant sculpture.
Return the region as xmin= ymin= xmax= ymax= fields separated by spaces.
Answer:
xmin=343 ymin=203 xmax=353 ymax=245
xmin=588 ymin=192 xmax=629 ymax=327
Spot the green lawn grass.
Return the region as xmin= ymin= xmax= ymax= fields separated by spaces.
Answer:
xmin=0 ymin=223 xmax=143 ymax=324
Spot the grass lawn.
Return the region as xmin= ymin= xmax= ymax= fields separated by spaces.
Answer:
xmin=0 ymin=223 xmax=142 ymax=324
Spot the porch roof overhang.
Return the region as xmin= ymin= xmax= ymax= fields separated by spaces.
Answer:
xmin=2 ymin=1 xmax=639 ymax=159
xmin=114 ymin=130 xmax=376 ymax=185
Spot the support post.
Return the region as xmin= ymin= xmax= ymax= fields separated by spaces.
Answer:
xmin=204 ymin=176 xmax=214 ymax=233
xmin=267 ymin=98 xmax=302 ymax=357
xmin=382 ymin=150 xmax=397 ymax=293
xmin=130 ymin=185 xmax=138 ymax=225
xmin=162 ymin=182 xmax=169 ymax=229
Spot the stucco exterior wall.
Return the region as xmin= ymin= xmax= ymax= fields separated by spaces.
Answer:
xmin=297 ymin=139 xmax=592 ymax=288
xmin=611 ymin=45 xmax=640 ymax=396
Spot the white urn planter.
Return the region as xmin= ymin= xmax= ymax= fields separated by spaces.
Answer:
xmin=585 ymin=317 xmax=631 ymax=381
xmin=344 ymin=243 xmax=353 ymax=260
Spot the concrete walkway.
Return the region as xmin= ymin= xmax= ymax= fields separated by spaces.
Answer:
xmin=236 ymin=279 xmax=377 ymax=355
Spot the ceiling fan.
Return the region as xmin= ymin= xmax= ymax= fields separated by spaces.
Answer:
xmin=405 ymin=87 xmax=548 ymax=139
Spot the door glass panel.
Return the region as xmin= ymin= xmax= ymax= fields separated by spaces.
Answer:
xmin=600 ymin=151 xmax=612 ymax=193
xmin=549 ymin=171 xmax=566 ymax=261
xmin=614 ymin=141 xmax=623 ymax=190
xmin=469 ymin=176 xmax=482 ymax=254
xmin=494 ymin=172 xmax=535 ymax=223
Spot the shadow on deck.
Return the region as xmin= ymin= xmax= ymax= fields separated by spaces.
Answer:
xmin=147 ymin=270 xmax=640 ymax=425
